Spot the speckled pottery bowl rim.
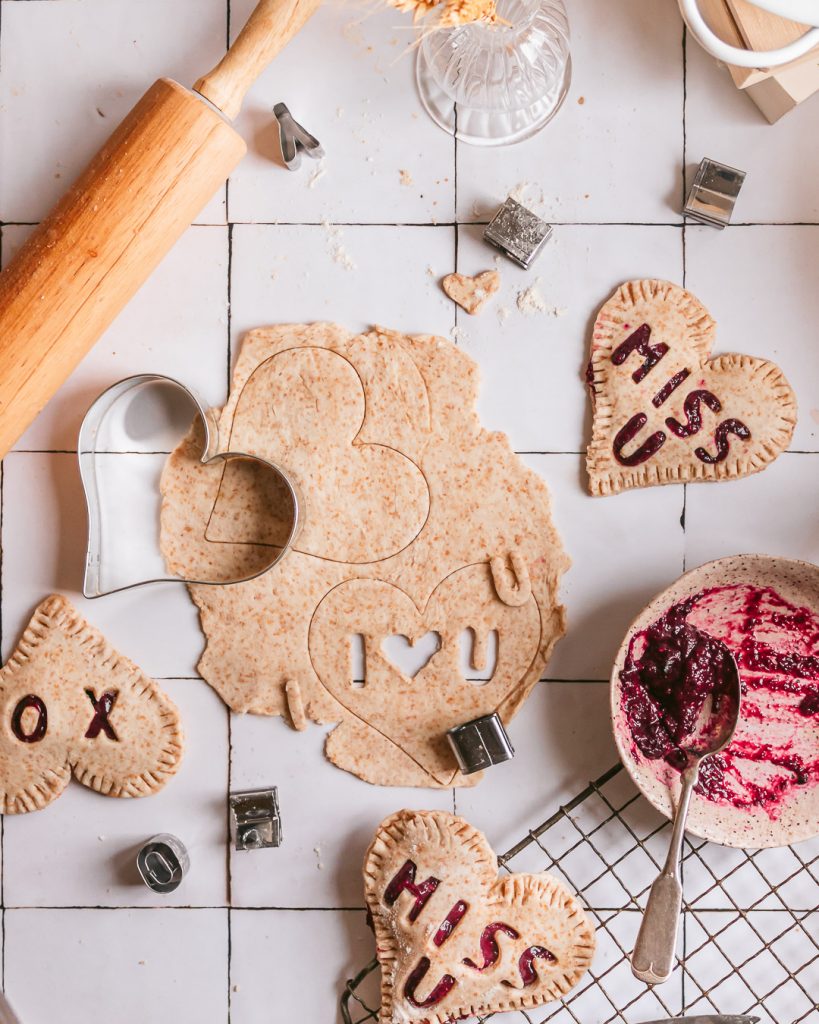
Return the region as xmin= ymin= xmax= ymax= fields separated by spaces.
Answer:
xmin=610 ymin=554 xmax=819 ymax=849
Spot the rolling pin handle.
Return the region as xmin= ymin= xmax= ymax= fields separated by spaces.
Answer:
xmin=193 ymin=0 xmax=321 ymax=120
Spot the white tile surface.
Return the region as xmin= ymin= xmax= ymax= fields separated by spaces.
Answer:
xmin=2 ymin=452 xmax=206 ymax=678
xmin=2 ymin=224 xmax=230 ymax=452
xmin=3 ymin=679 xmax=228 ymax=908
xmin=685 ymin=40 xmax=819 ymax=224
xmin=455 ymin=682 xmax=617 ymax=846
xmin=230 ymin=909 xmax=374 ymax=1024
xmin=227 ymin=1 xmax=455 ymax=225
xmin=4 ymin=908 xmax=228 ymax=1023
xmin=0 ymin=0 xmax=228 ymax=225
xmin=230 ymin=222 xmax=454 ymax=348
xmin=455 ymin=223 xmax=684 ymax=452
xmin=456 ymin=0 xmax=686 ymax=224
xmin=1 ymin=1 xmax=818 ymax=1022
xmin=684 ymin=224 xmax=819 ymax=451
xmin=229 ymin=712 xmax=453 ymax=908
xmin=684 ymin=452 xmax=819 ymax=568
xmin=526 ymin=454 xmax=685 ymax=680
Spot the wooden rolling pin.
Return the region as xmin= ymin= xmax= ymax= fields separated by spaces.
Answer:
xmin=0 ymin=0 xmax=320 ymax=457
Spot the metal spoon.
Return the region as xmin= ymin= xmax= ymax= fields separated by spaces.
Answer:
xmin=631 ymin=640 xmax=742 ymax=986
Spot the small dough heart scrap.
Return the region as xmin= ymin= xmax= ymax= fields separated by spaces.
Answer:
xmin=0 ymin=596 xmax=182 ymax=813
xmin=364 ymin=809 xmax=595 ymax=1024
xmin=442 ymin=270 xmax=501 ymax=315
xmin=160 ymin=323 xmax=569 ymax=788
xmin=586 ymin=279 xmax=796 ymax=496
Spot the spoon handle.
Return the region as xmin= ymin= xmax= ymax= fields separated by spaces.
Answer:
xmin=631 ymin=763 xmax=700 ymax=985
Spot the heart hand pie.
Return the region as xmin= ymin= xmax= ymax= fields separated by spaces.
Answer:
xmin=364 ymin=809 xmax=595 ymax=1024
xmin=586 ymin=279 xmax=796 ymax=496
xmin=0 ymin=596 xmax=183 ymax=813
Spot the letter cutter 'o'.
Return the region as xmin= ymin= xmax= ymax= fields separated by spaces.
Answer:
xmin=79 ymin=374 xmax=300 ymax=598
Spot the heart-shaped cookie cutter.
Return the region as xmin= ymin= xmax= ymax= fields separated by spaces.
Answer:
xmin=79 ymin=374 xmax=300 ymax=598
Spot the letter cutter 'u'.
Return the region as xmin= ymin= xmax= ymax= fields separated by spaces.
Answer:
xmin=79 ymin=374 xmax=301 ymax=598
xmin=273 ymin=102 xmax=324 ymax=171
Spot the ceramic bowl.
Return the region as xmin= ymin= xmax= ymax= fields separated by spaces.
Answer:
xmin=610 ymin=554 xmax=819 ymax=848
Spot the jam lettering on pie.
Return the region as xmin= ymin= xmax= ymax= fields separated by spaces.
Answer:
xmin=620 ymin=584 xmax=819 ymax=810
xmin=403 ymin=957 xmax=456 ymax=1009
xmin=652 ymin=368 xmax=691 ymax=409
xmin=695 ymin=418 xmax=751 ymax=465
xmin=504 ymin=945 xmax=558 ymax=987
xmin=432 ymin=900 xmax=468 ymax=947
xmin=84 ymin=689 xmax=119 ymax=740
xmin=463 ymin=922 xmax=520 ymax=971
xmin=665 ymin=389 xmax=721 ymax=438
xmin=611 ymin=324 xmax=669 ymax=383
xmin=612 ymin=413 xmax=666 ymax=466
xmin=11 ymin=694 xmax=47 ymax=744
xmin=384 ymin=860 xmax=440 ymax=922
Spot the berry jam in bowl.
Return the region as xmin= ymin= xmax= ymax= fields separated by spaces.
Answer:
xmin=611 ymin=555 xmax=819 ymax=848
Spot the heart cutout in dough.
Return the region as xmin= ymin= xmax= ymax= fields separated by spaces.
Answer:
xmin=585 ymin=279 xmax=797 ymax=496
xmin=0 ymin=596 xmax=183 ymax=813
xmin=381 ymin=632 xmax=442 ymax=679
xmin=364 ymin=809 xmax=595 ymax=1024
xmin=205 ymin=346 xmax=430 ymax=564
xmin=80 ymin=374 xmax=299 ymax=596
xmin=309 ymin=563 xmax=541 ymax=782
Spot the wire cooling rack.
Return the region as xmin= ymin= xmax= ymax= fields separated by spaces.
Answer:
xmin=340 ymin=764 xmax=819 ymax=1024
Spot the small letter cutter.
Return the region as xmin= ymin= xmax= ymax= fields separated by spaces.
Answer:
xmin=273 ymin=102 xmax=324 ymax=171
xmin=684 ymin=158 xmax=746 ymax=229
xmin=447 ymin=712 xmax=515 ymax=775
xmin=136 ymin=834 xmax=189 ymax=894
xmin=230 ymin=788 xmax=283 ymax=851
xmin=484 ymin=196 xmax=553 ymax=269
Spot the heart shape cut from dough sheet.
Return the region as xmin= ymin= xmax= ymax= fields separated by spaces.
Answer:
xmin=0 ymin=596 xmax=183 ymax=814
xmin=308 ymin=564 xmax=541 ymax=782
xmin=364 ymin=809 xmax=595 ymax=1024
xmin=204 ymin=346 xmax=430 ymax=564
xmin=585 ymin=279 xmax=797 ymax=496
xmin=80 ymin=375 xmax=299 ymax=597
xmin=381 ymin=632 xmax=441 ymax=679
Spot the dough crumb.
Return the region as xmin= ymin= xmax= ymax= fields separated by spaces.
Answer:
xmin=399 ymin=168 xmax=414 ymax=186
xmin=516 ymin=280 xmax=568 ymax=318
xmin=497 ymin=305 xmax=511 ymax=325
xmin=307 ymin=159 xmax=326 ymax=189
xmin=517 ymin=278 xmax=547 ymax=316
xmin=442 ymin=270 xmax=501 ymax=315
xmin=314 ymin=844 xmax=325 ymax=870
xmin=323 ymin=221 xmax=357 ymax=271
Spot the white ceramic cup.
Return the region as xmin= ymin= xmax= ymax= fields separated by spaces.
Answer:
xmin=678 ymin=0 xmax=819 ymax=67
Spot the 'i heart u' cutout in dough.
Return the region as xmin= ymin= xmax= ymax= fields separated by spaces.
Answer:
xmin=309 ymin=564 xmax=541 ymax=782
xmin=364 ymin=809 xmax=595 ymax=1024
xmin=586 ymin=279 xmax=796 ymax=496
xmin=206 ymin=346 xmax=430 ymax=564
xmin=0 ymin=596 xmax=183 ymax=813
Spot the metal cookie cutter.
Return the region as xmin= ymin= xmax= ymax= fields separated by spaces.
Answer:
xmin=484 ymin=196 xmax=553 ymax=269
xmin=79 ymin=374 xmax=300 ymax=598
xmin=230 ymin=788 xmax=283 ymax=851
xmin=273 ymin=102 xmax=324 ymax=171
xmin=137 ymin=833 xmax=189 ymax=894
xmin=447 ymin=712 xmax=515 ymax=775
xmin=684 ymin=158 xmax=746 ymax=229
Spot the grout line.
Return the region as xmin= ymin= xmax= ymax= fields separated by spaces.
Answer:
xmin=4 ymin=217 xmax=819 ymax=229
xmin=226 ymin=222 xmax=234 ymax=387
xmin=225 ymin=2 xmax=234 ymax=1011
xmin=1 ymin=905 xmax=369 ymax=912
xmin=11 ymin=448 xmax=819 ymax=458
xmin=681 ymin=28 xmax=688 ymax=578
